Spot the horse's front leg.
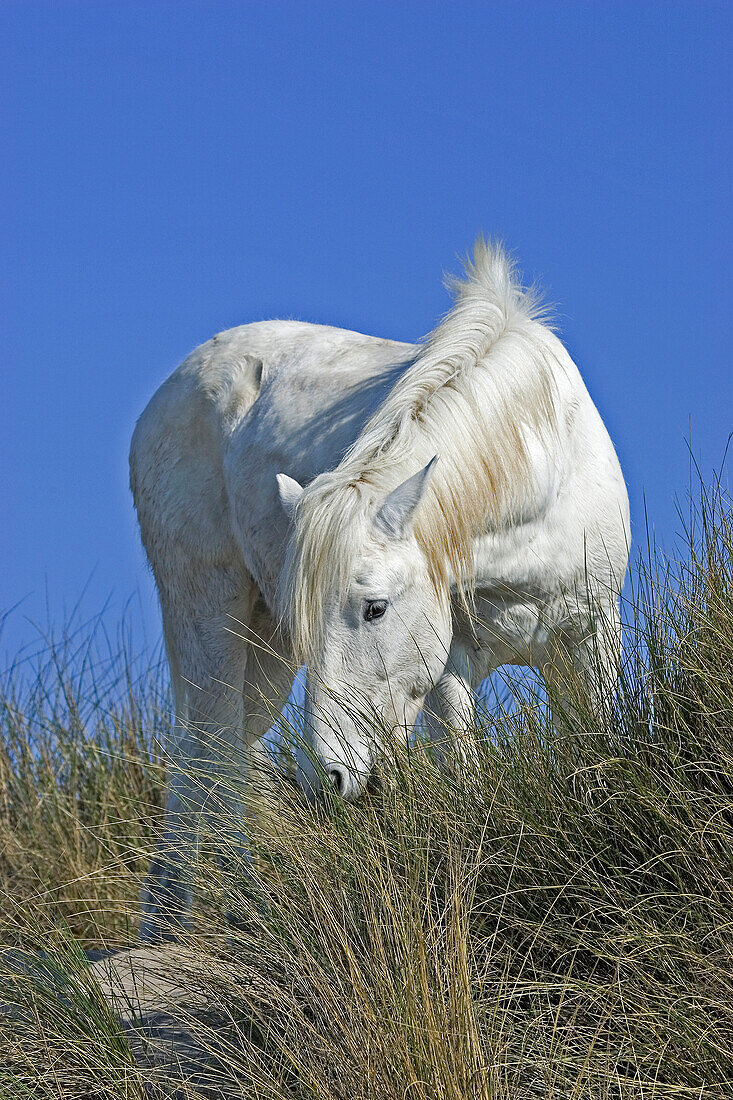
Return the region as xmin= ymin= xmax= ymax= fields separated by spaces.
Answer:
xmin=421 ymin=642 xmax=481 ymax=767
xmin=543 ymin=598 xmax=622 ymax=732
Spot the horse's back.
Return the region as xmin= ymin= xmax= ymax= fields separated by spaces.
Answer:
xmin=222 ymin=322 xmax=415 ymax=600
xmin=130 ymin=321 xmax=415 ymax=601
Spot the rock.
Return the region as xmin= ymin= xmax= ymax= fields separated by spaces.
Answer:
xmin=88 ymin=944 xmax=207 ymax=1023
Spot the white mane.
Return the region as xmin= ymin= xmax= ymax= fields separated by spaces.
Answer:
xmin=284 ymin=239 xmax=560 ymax=661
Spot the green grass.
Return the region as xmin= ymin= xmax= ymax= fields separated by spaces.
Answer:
xmin=2 ymin=479 xmax=733 ymax=1098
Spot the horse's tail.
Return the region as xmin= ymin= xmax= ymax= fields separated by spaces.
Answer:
xmin=161 ymin=611 xmax=187 ymax=746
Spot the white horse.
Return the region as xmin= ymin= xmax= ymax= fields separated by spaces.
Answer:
xmin=130 ymin=240 xmax=629 ymax=941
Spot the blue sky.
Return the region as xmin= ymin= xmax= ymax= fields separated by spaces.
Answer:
xmin=1 ymin=1 xmax=731 ymax=661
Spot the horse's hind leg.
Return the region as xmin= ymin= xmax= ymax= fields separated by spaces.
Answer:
xmin=139 ymin=564 xmax=254 ymax=943
xmin=139 ymin=612 xmax=192 ymax=938
xmin=216 ymin=598 xmax=296 ymax=924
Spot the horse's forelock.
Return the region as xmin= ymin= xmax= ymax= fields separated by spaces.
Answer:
xmin=285 ymin=479 xmax=370 ymax=663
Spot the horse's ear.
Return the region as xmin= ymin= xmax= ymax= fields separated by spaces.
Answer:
xmin=374 ymin=456 xmax=438 ymax=540
xmin=276 ymin=473 xmax=304 ymax=521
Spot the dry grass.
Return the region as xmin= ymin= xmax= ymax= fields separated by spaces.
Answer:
xmin=2 ymin=479 xmax=733 ymax=1098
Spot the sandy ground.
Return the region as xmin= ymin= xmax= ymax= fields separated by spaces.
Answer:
xmin=2 ymin=943 xmax=252 ymax=1097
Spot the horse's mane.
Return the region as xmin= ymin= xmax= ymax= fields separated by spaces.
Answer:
xmin=282 ymin=239 xmax=560 ymax=662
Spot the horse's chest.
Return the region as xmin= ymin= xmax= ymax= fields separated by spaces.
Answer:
xmin=461 ymin=496 xmax=583 ymax=667
xmin=454 ymin=531 xmax=568 ymax=669
xmin=458 ymin=589 xmax=556 ymax=671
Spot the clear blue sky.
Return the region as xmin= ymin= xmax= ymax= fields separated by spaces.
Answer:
xmin=1 ymin=1 xmax=731 ymax=661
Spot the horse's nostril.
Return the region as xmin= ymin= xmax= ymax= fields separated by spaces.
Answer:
xmin=327 ymin=766 xmax=347 ymax=797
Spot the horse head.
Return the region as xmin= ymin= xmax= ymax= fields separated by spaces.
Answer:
xmin=277 ymin=456 xmax=452 ymax=800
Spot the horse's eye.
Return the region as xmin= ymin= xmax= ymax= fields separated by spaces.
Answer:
xmin=364 ymin=599 xmax=388 ymax=622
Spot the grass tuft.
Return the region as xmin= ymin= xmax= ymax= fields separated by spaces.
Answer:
xmin=2 ymin=477 xmax=733 ymax=1097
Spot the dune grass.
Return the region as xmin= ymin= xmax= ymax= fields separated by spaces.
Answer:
xmin=2 ymin=479 xmax=733 ymax=1098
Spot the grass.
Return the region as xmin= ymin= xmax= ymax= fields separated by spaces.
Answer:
xmin=1 ymin=478 xmax=733 ymax=1097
